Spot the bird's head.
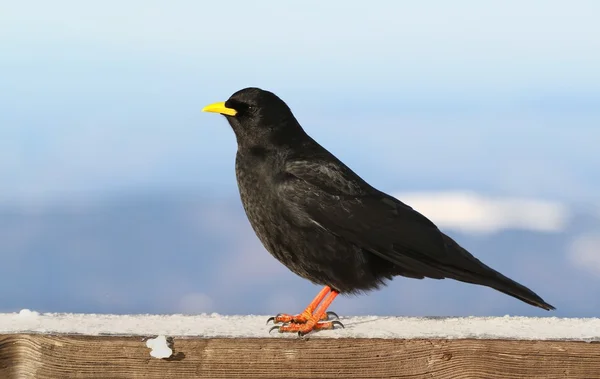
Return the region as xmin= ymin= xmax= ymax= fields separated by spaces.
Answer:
xmin=202 ymin=87 xmax=305 ymax=146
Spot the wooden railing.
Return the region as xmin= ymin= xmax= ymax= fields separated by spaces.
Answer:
xmin=1 ymin=313 xmax=599 ymax=378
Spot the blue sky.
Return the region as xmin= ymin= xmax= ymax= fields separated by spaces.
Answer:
xmin=1 ymin=0 xmax=599 ymax=204
xmin=1 ymin=1 xmax=600 ymax=318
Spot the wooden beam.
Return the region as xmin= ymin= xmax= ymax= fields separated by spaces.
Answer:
xmin=3 ymin=313 xmax=600 ymax=340
xmin=1 ymin=334 xmax=599 ymax=379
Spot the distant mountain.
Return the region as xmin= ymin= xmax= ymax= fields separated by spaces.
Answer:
xmin=1 ymin=191 xmax=598 ymax=317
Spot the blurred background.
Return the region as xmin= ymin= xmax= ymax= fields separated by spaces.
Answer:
xmin=1 ymin=1 xmax=599 ymax=318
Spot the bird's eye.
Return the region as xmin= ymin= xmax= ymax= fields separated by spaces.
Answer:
xmin=243 ymin=105 xmax=259 ymax=117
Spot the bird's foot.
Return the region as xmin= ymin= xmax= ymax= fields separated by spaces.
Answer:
xmin=266 ymin=311 xmax=338 ymax=325
xmin=266 ymin=286 xmax=340 ymax=336
xmin=269 ymin=320 xmax=344 ymax=336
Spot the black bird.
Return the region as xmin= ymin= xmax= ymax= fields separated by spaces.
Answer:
xmin=202 ymin=87 xmax=555 ymax=335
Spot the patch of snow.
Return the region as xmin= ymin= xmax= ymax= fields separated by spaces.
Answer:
xmin=393 ymin=191 xmax=569 ymax=234
xmin=146 ymin=335 xmax=173 ymax=359
xmin=18 ymin=309 xmax=40 ymax=317
xmin=0 ymin=313 xmax=599 ymax=341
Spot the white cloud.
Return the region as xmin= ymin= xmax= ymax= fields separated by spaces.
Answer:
xmin=393 ymin=191 xmax=569 ymax=234
xmin=568 ymin=234 xmax=600 ymax=276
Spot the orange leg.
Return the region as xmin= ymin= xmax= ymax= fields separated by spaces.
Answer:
xmin=267 ymin=286 xmax=338 ymax=324
xmin=270 ymin=290 xmax=342 ymax=336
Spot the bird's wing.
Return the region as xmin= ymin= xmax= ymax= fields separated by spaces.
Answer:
xmin=280 ymin=159 xmax=482 ymax=277
xmin=279 ymin=158 xmax=556 ymax=310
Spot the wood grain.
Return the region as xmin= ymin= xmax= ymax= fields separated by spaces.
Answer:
xmin=0 ymin=334 xmax=598 ymax=379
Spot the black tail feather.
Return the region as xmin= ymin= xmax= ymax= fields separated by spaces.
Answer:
xmin=441 ymin=234 xmax=556 ymax=311
xmin=457 ymin=271 xmax=556 ymax=311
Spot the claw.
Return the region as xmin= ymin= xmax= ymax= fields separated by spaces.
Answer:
xmin=267 ymin=310 xmax=338 ymax=325
xmin=331 ymin=320 xmax=344 ymax=329
xmin=266 ymin=313 xmax=289 ymax=325
xmin=269 ymin=325 xmax=282 ymax=334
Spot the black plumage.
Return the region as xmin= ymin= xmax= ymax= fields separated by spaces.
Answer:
xmin=202 ymin=87 xmax=554 ymax=333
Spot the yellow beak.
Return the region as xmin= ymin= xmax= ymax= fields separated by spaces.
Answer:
xmin=202 ymin=102 xmax=237 ymax=116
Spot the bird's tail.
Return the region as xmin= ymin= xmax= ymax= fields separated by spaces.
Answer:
xmin=459 ymin=268 xmax=555 ymax=311
xmin=489 ymin=279 xmax=555 ymax=310
xmin=442 ymin=234 xmax=555 ymax=311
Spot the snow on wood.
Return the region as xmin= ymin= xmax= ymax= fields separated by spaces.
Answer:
xmin=1 ymin=311 xmax=599 ymax=341
xmin=145 ymin=335 xmax=173 ymax=359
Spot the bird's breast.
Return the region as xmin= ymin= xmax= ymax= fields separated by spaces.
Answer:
xmin=235 ymin=153 xmax=288 ymax=249
xmin=234 ymin=151 xmax=396 ymax=292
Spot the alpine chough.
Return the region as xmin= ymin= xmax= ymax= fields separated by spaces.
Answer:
xmin=202 ymin=87 xmax=555 ymax=335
